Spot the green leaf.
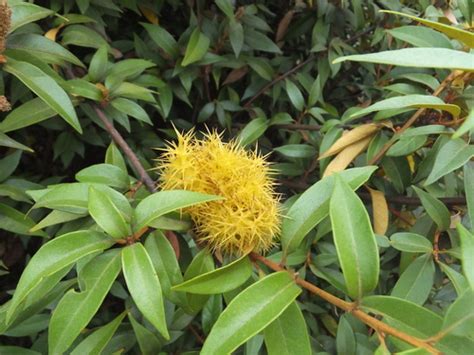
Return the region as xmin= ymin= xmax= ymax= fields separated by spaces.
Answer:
xmin=439 ymin=263 xmax=469 ymax=296
xmin=141 ymin=23 xmax=179 ymax=58
xmin=7 ymin=33 xmax=84 ymax=67
xmin=361 ymin=295 xmax=442 ymax=338
xmin=330 ymin=176 xmax=379 ymax=299
xmin=133 ymin=190 xmax=221 ymax=230
xmin=201 ymin=272 xmax=301 ymax=355
xmin=31 ymin=183 xmax=132 ymax=216
xmin=386 ymin=135 xmax=427 ymax=157
xmin=244 ymin=28 xmax=282 ymax=54
xmin=0 ymin=150 xmax=22 ymax=182
xmin=88 ymin=187 xmax=131 ymax=239
xmin=107 ymin=59 xmax=155 ymax=83
xmin=144 ymin=231 xmax=186 ymax=305
xmin=285 ymin=79 xmax=305 ymax=111
xmin=121 ymin=243 xmax=169 ymax=339
xmin=88 ymin=46 xmax=109 ymax=82
xmin=381 ymin=10 xmax=474 ymax=48
xmin=0 ymin=346 xmax=40 ymax=355
xmin=49 ymin=250 xmax=121 ymax=354
xmin=182 ymin=29 xmax=210 ymax=67
xmin=440 ymin=289 xmax=474 ymax=337
xmin=457 ymin=223 xmax=474 ymax=290
xmin=105 ymin=143 xmax=127 ymax=173
xmin=273 ymin=144 xmax=316 ymax=159
xmin=263 ymin=301 xmax=311 ymax=355
xmin=61 ymin=25 xmax=109 ymax=50
xmin=390 ymin=233 xmax=433 ymax=253
xmin=333 ymin=48 xmax=474 ymax=72
xmin=215 ymin=0 xmax=234 ymax=18
xmin=0 ymin=203 xmax=47 ymax=237
xmin=30 ymin=210 xmax=84 ymax=232
xmin=66 ymin=79 xmax=102 ymax=101
xmin=465 ymin=162 xmax=474 ymax=230
xmin=229 ymin=20 xmax=244 ymax=57
xmin=412 ymin=186 xmax=451 ymax=231
xmin=336 ymin=314 xmax=356 ymax=355
xmin=0 ymin=98 xmax=58 ymax=133
xmin=391 ymin=254 xmax=435 ymax=305
xmin=110 ymin=98 xmax=152 ymax=125
xmin=4 ymin=59 xmax=81 ymax=133
xmin=111 ymin=82 xmax=155 ymax=103
xmin=387 ymin=26 xmax=452 ymax=48
xmin=425 ymin=138 xmax=474 ymax=185
xmin=237 ymin=118 xmax=269 ymax=147
xmin=172 ymin=254 xmax=252 ymax=294
xmin=6 ymin=231 xmax=113 ymax=323
xmin=350 ymin=95 xmax=460 ymax=120
xmin=128 ymin=313 xmax=162 ymax=354
xmin=184 ymin=249 xmax=215 ymax=314
xmin=281 ymin=166 xmax=377 ymax=254
xmin=76 ymin=164 xmax=130 ymax=190
xmin=9 ymin=3 xmax=54 ymax=33
xmin=453 ymin=108 xmax=474 ymax=139
xmin=70 ymin=311 xmax=126 ymax=355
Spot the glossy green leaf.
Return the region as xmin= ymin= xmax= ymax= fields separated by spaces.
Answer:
xmin=457 ymin=223 xmax=474 ymax=290
xmin=244 ymin=28 xmax=281 ymax=54
xmin=49 ymin=250 xmax=121 ymax=354
xmin=263 ymin=301 xmax=311 ymax=355
xmin=440 ymin=289 xmax=474 ymax=337
xmin=6 ymin=231 xmax=113 ymax=323
xmin=70 ymin=312 xmax=126 ymax=355
xmin=201 ymin=272 xmax=301 ymax=355
xmin=30 ymin=210 xmax=84 ymax=232
xmin=182 ymin=29 xmax=210 ymax=66
xmin=387 ymin=26 xmax=452 ymax=48
xmin=172 ymin=254 xmax=252 ymax=294
xmin=330 ymin=176 xmax=379 ymax=299
xmin=107 ymin=59 xmax=155 ymax=83
xmin=391 ymin=254 xmax=435 ymax=305
xmin=0 ymin=203 xmax=47 ymax=237
xmin=382 ymin=10 xmax=474 ymax=48
xmin=88 ymin=187 xmax=131 ymax=239
xmin=88 ymin=46 xmax=109 ymax=82
xmin=350 ymin=95 xmax=460 ymax=120
xmin=453 ymin=108 xmax=474 ymax=139
xmin=390 ymin=233 xmax=433 ymax=253
xmin=7 ymin=33 xmax=84 ymax=67
xmin=142 ymin=23 xmax=179 ymax=58
xmin=128 ymin=313 xmax=162 ymax=354
xmin=0 ymin=150 xmax=22 ymax=182
xmin=184 ymin=249 xmax=215 ymax=314
xmin=0 ymin=346 xmax=40 ymax=355
xmin=4 ymin=59 xmax=81 ymax=133
xmin=425 ymin=138 xmax=474 ymax=185
xmin=386 ymin=135 xmax=427 ymax=157
xmin=105 ymin=143 xmax=127 ymax=173
xmin=0 ymin=98 xmax=58 ymax=133
xmin=66 ymin=79 xmax=102 ymax=101
xmin=110 ymin=98 xmax=152 ymax=125
xmin=144 ymin=231 xmax=186 ymax=305
xmin=133 ymin=190 xmax=221 ymax=230
xmin=336 ymin=315 xmax=356 ymax=355
xmin=61 ymin=25 xmax=109 ymax=50
xmin=439 ymin=263 xmax=469 ymax=296
xmin=273 ymin=144 xmax=316 ymax=159
xmin=237 ymin=118 xmax=269 ymax=147
xmin=111 ymin=82 xmax=156 ymax=102
xmin=285 ymin=79 xmax=305 ymax=111
xmin=281 ymin=166 xmax=377 ymax=254
xmin=334 ymin=48 xmax=474 ymax=71
xmin=412 ymin=186 xmax=450 ymax=231
xmin=76 ymin=163 xmax=130 ymax=190
xmin=121 ymin=243 xmax=169 ymax=339
xmin=215 ymin=0 xmax=234 ymax=18
xmin=229 ymin=19 xmax=244 ymax=57
xmin=9 ymin=3 xmax=54 ymax=33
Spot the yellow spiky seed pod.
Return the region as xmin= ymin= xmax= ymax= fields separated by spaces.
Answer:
xmin=157 ymin=130 xmax=281 ymax=255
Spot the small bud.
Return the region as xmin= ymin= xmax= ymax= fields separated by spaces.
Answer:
xmin=0 ymin=95 xmax=11 ymax=112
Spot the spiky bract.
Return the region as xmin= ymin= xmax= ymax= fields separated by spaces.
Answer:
xmin=158 ymin=130 xmax=281 ymax=255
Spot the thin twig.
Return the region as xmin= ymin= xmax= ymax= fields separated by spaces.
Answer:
xmin=250 ymin=252 xmax=441 ymax=355
xmin=91 ymin=105 xmax=156 ymax=192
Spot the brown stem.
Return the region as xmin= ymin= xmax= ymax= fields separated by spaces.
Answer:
xmin=91 ymin=105 xmax=156 ymax=192
xmin=368 ymin=71 xmax=459 ymax=165
xmin=250 ymin=252 xmax=441 ymax=354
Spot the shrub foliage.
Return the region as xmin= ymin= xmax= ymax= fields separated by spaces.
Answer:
xmin=0 ymin=0 xmax=473 ymax=354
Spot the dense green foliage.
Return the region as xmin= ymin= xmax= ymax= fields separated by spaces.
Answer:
xmin=0 ymin=0 xmax=473 ymax=354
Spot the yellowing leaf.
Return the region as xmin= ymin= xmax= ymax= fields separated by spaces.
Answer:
xmin=139 ymin=5 xmax=159 ymax=24
xmin=44 ymin=24 xmax=64 ymax=41
xmin=323 ymin=136 xmax=372 ymax=177
xmin=319 ymin=124 xmax=380 ymax=159
xmin=367 ymin=187 xmax=388 ymax=235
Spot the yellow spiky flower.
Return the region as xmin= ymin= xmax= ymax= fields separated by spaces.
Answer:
xmin=157 ymin=130 xmax=281 ymax=255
